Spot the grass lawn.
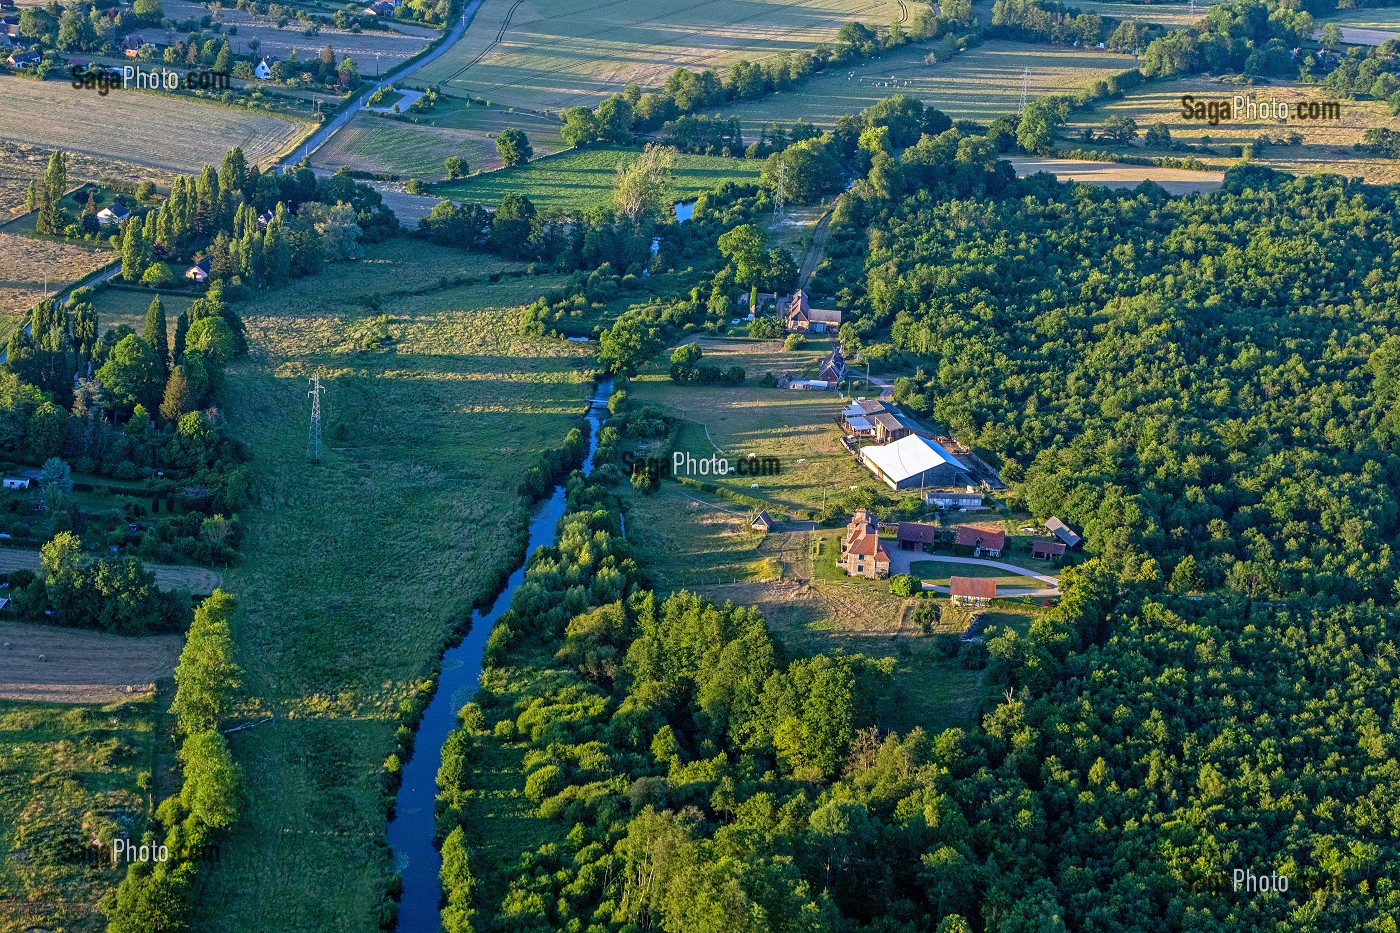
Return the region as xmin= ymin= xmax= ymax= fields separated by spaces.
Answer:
xmin=908 ymin=559 xmax=1033 ymax=589
xmin=430 ymin=146 xmax=762 ymax=214
xmin=413 ymin=0 xmax=906 ymax=112
xmin=187 ymin=240 xmax=596 ymax=932
xmin=1062 ymin=75 xmax=1400 ymax=185
xmin=711 ymin=40 xmax=1135 ymax=132
xmin=0 ymin=695 xmax=172 ymax=933
xmin=90 ymin=288 xmax=196 ymax=339
xmin=627 ymin=337 xmax=887 ymax=517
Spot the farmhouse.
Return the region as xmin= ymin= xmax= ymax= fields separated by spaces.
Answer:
xmin=928 ymin=489 xmax=984 ymax=510
xmin=751 ymin=509 xmax=774 ymax=532
xmin=895 ymin=522 xmax=935 ymax=551
xmin=786 ymin=290 xmax=842 ymax=333
xmin=2 ymin=477 xmax=31 ymax=490
xmin=96 ymin=203 xmax=131 ymax=226
xmin=121 ymin=35 xmax=145 ymax=57
xmin=954 ymin=525 xmax=1005 ymax=558
xmin=1032 ymin=539 xmax=1067 ymax=562
xmin=860 ymin=434 xmax=968 ymax=491
xmin=186 ymin=257 xmax=212 ymax=282
xmin=950 ymin=576 xmax=996 ymax=606
xmin=839 ymin=508 xmax=890 ymax=579
xmin=818 ymin=346 xmax=845 ymax=383
xmin=257 ymin=209 xmax=276 ymax=229
xmin=1046 ymin=516 xmax=1082 ymax=549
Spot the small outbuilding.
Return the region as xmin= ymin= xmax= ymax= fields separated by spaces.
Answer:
xmin=751 ymin=510 xmax=774 ymax=532
xmin=950 ymin=576 xmax=996 ymax=606
xmin=895 ymin=522 xmax=935 ymax=551
xmin=1032 ymin=539 xmax=1067 ymax=562
xmin=954 ymin=525 xmax=1005 ymax=558
xmin=2 ymin=477 xmax=30 ymax=490
xmin=1046 ymin=517 xmax=1082 ymax=549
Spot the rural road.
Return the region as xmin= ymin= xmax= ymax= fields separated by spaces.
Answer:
xmin=797 ymin=210 xmax=832 ymax=289
xmin=277 ymin=0 xmax=485 ymax=171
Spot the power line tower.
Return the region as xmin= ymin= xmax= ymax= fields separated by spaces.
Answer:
xmin=1019 ymin=67 xmax=1029 ymax=114
xmin=306 ymin=371 xmax=324 ymax=462
xmin=773 ymin=160 xmax=787 ymax=221
xmin=1188 ymin=0 xmax=1196 ymax=15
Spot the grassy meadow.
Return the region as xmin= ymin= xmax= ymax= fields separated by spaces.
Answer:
xmin=1313 ymin=6 xmax=1400 ymax=44
xmin=0 ymin=81 xmax=312 ymax=173
xmin=1063 ymin=75 xmax=1400 ymax=184
xmin=413 ymin=0 xmax=907 ymax=112
xmin=188 ymin=240 xmax=595 ymax=932
xmin=0 ymin=696 xmax=170 ymax=933
xmin=1064 ymin=0 xmax=1221 ymax=27
xmin=712 ymin=39 xmax=1135 ymax=131
xmin=430 ymin=145 xmax=763 ymax=213
xmin=0 ymin=233 xmax=113 ymax=328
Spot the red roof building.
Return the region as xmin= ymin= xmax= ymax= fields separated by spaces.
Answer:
xmin=954 ymin=525 xmax=1005 ymax=557
xmin=1031 ymin=539 xmax=1067 ymax=561
xmin=950 ymin=576 xmax=996 ymax=605
xmin=896 ymin=522 xmax=936 ymax=550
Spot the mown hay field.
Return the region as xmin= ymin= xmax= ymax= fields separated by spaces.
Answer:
xmin=188 ymin=240 xmax=595 ymax=932
xmin=0 ymin=79 xmax=313 ymax=172
xmin=1062 ymin=0 xmax=1220 ymax=27
xmin=414 ymin=0 xmax=907 ymax=112
xmin=1063 ymin=75 xmax=1400 ymax=184
xmin=0 ymin=141 xmax=179 ymax=221
xmin=1009 ymin=156 xmax=1224 ymax=193
xmin=0 ymin=233 xmax=113 ymax=325
xmin=713 ymin=39 xmax=1135 ymax=131
xmin=0 ymin=621 xmax=182 ymax=704
xmin=1313 ymin=7 xmax=1400 ymax=45
xmin=431 ymin=144 xmax=762 ymax=213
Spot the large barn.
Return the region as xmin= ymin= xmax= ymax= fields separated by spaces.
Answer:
xmin=860 ymin=434 xmax=969 ymax=491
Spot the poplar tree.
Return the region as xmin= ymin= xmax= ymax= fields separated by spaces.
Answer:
xmin=143 ymin=296 xmax=170 ymax=379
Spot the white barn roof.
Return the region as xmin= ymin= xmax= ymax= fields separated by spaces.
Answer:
xmin=861 ymin=434 xmax=965 ymax=483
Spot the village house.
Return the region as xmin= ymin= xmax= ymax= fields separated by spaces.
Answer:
xmin=254 ymin=57 xmax=277 ymax=80
xmin=895 ymin=522 xmax=935 ymax=551
xmin=817 ymin=346 xmax=845 ymax=384
xmin=186 ymin=257 xmax=212 ymax=283
xmin=839 ymin=508 xmax=890 ymax=579
xmin=257 ymin=209 xmax=276 ymax=230
xmin=1046 ymin=516 xmax=1082 ymax=549
xmin=954 ymin=525 xmax=1005 ymax=558
xmin=785 ymin=290 xmax=842 ymax=333
xmin=96 ymin=203 xmax=131 ymax=226
xmin=860 ymin=434 xmax=969 ymax=491
xmin=6 ymin=48 xmax=40 ymax=69
xmin=950 ymin=576 xmax=996 ymax=606
xmin=0 ymin=0 xmax=16 ymax=11
xmin=121 ymin=35 xmax=145 ymax=57
xmin=1032 ymin=539 xmax=1067 ymax=562
xmin=2 ymin=477 xmax=31 ymax=490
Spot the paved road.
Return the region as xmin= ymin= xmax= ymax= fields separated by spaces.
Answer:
xmin=277 ymin=0 xmax=484 ymax=172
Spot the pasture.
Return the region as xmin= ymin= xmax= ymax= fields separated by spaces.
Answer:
xmin=89 ymin=288 xmax=196 ymax=337
xmin=0 ymin=233 xmax=113 ymax=325
xmin=712 ymin=39 xmax=1134 ymax=131
xmin=0 ymin=80 xmax=312 ymax=173
xmin=1314 ymin=7 xmax=1400 ymax=45
xmin=187 ymin=241 xmax=594 ymax=932
xmin=0 ymin=696 xmax=165 ymax=932
xmin=626 ymin=337 xmax=881 ymax=516
xmin=1064 ymin=0 xmax=1221 ymax=27
xmin=1063 ymin=75 xmax=1400 ymax=185
xmin=431 ymin=145 xmax=762 ymax=212
xmin=413 ymin=0 xmax=907 ymax=112
xmin=310 ymin=107 xmax=565 ymax=180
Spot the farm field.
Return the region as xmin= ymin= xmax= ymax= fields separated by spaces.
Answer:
xmin=1010 ymin=155 xmax=1224 ymax=193
xmin=712 ymin=39 xmax=1135 ymax=131
xmin=0 ymin=233 xmax=113 ymax=324
xmin=164 ymin=0 xmax=438 ymax=70
xmin=188 ymin=241 xmax=594 ymax=932
xmin=0 ymin=80 xmax=313 ymax=173
xmin=0 ymin=621 xmax=182 ymax=704
xmin=0 ymin=696 xmax=168 ymax=933
xmin=431 ymin=145 xmax=763 ymax=212
xmin=0 ymin=548 xmax=222 ymax=597
xmin=627 ymin=337 xmax=882 ymax=517
xmin=1063 ymin=0 xmax=1220 ymax=27
xmin=311 ymin=109 xmax=565 ymax=180
xmin=413 ymin=0 xmax=906 ymax=113
xmin=1063 ymin=75 xmax=1400 ymax=184
xmin=1313 ymin=7 xmax=1400 ymax=45
xmin=0 ymin=142 xmax=178 ymax=221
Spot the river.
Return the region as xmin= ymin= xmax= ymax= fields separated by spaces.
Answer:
xmin=386 ymin=378 xmax=612 ymax=931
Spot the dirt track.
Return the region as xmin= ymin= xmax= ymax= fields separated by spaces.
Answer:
xmin=0 ymin=620 xmax=181 ymax=704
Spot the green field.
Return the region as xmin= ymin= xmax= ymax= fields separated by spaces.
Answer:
xmin=186 ymin=241 xmax=595 ymax=931
xmin=1064 ymin=0 xmax=1221 ymax=27
xmin=311 ymin=106 xmax=567 ymax=181
xmin=909 ymin=559 xmax=1033 ymax=588
xmin=90 ymin=288 xmax=195 ymax=337
xmin=431 ymin=145 xmax=763 ymax=213
xmin=1314 ymin=7 xmax=1400 ymax=44
xmin=711 ymin=39 xmax=1135 ymax=131
xmin=414 ymin=0 xmax=907 ymax=113
xmin=1063 ymin=74 xmax=1400 ymax=185
xmin=0 ymin=697 xmax=168 ymax=933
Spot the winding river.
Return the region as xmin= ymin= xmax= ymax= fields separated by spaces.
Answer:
xmin=387 ymin=379 xmax=611 ymax=931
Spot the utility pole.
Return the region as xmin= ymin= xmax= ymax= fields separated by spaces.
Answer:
xmin=306 ymin=371 xmax=324 ymax=462
xmin=1019 ymin=67 xmax=1029 ymax=114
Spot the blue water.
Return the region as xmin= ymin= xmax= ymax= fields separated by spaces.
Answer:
xmin=387 ymin=381 xmax=611 ymax=931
